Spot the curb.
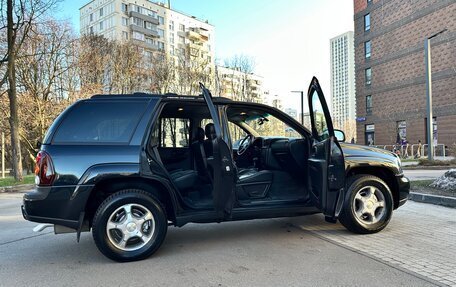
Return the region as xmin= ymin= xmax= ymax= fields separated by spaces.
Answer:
xmin=403 ymin=166 xmax=456 ymax=170
xmin=0 ymin=184 xmax=35 ymax=193
xmin=409 ymin=192 xmax=456 ymax=208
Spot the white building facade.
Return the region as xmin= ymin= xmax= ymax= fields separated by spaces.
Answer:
xmin=330 ymin=31 xmax=356 ymax=130
xmin=79 ymin=0 xmax=215 ymax=66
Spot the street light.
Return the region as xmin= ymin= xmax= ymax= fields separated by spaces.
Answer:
xmin=424 ymin=28 xmax=447 ymax=160
xmin=291 ymin=90 xmax=304 ymax=125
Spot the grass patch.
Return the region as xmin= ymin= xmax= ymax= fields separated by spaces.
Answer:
xmin=410 ymin=179 xmax=434 ymax=189
xmin=418 ymin=159 xmax=456 ymax=166
xmin=0 ymin=175 xmax=35 ymax=187
xmin=410 ymin=179 xmax=456 ymax=198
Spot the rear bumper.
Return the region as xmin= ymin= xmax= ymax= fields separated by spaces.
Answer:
xmin=22 ymin=184 xmax=94 ymax=229
xmin=396 ymin=174 xmax=410 ymax=208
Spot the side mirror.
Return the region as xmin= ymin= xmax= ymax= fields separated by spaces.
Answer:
xmin=334 ymin=129 xmax=345 ymax=142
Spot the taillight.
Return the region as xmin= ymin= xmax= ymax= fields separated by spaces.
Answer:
xmin=34 ymin=151 xmax=56 ymax=186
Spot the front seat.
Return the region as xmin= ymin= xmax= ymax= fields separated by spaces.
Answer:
xmin=191 ymin=127 xmax=211 ymax=182
xmin=204 ymin=123 xmax=216 ymax=157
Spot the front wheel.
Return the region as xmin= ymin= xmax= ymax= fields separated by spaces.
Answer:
xmin=92 ymin=189 xmax=168 ymax=262
xmin=339 ymin=175 xmax=393 ymax=234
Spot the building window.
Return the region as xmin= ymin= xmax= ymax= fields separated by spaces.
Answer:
xmin=122 ymin=31 xmax=128 ymax=40
xmin=364 ymin=14 xmax=370 ymax=31
xmin=89 ymin=26 xmax=94 ymax=34
xmin=169 ymin=20 xmax=174 ymax=31
xmin=365 ymin=124 xmax=375 ymax=145
xmin=170 ymin=45 xmax=175 ymax=55
xmin=169 ymin=33 xmax=174 ymax=44
xmin=157 ymin=28 xmax=164 ymax=38
xmin=366 ymin=95 xmax=372 ymax=115
xmin=132 ymin=31 xmax=144 ymax=41
xmin=99 ymin=7 xmax=103 ymax=17
xmin=122 ymin=17 xmax=128 ymax=26
xmin=99 ymin=21 xmax=103 ymax=30
xmin=179 ymin=24 xmax=185 ymax=32
xmin=397 ymin=121 xmax=407 ymax=142
xmin=178 ymin=35 xmax=185 ymax=44
xmin=121 ymin=3 xmax=128 ymax=12
xmin=90 ymin=13 xmax=93 ymax=22
xmin=157 ymin=41 xmax=165 ymax=51
xmin=364 ymin=40 xmax=371 ymax=59
xmin=365 ymin=68 xmax=372 ymax=85
xmin=157 ymin=16 xmax=164 ymax=25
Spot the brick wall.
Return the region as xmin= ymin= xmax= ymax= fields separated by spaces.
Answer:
xmin=354 ymin=0 xmax=456 ymax=148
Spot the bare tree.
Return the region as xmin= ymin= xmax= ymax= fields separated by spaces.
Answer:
xmin=222 ymin=54 xmax=257 ymax=102
xmin=0 ymin=0 xmax=57 ymax=180
xmin=15 ymin=19 xmax=77 ymax=164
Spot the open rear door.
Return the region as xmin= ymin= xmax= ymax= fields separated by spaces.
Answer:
xmin=200 ymin=83 xmax=237 ymax=220
xmin=307 ymin=77 xmax=345 ymax=221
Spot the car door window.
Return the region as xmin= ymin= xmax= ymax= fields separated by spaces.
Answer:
xmin=228 ymin=122 xmax=247 ymax=149
xmin=159 ymin=118 xmax=190 ymax=148
xmin=311 ymin=90 xmax=329 ymax=141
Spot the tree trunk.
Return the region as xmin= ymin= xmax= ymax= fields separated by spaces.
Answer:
xmin=7 ymin=0 xmax=23 ymax=181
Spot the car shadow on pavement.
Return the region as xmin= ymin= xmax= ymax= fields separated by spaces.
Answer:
xmin=6 ymin=215 xmax=350 ymax=264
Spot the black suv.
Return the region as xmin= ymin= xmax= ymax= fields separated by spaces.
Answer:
xmin=22 ymin=78 xmax=409 ymax=262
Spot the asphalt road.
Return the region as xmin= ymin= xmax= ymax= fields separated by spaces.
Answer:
xmin=403 ymin=169 xmax=448 ymax=180
xmin=0 ymin=192 xmax=440 ymax=287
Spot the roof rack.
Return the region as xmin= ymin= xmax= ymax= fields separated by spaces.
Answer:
xmin=90 ymin=92 xmax=233 ymax=102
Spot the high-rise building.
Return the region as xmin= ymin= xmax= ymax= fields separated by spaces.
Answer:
xmin=353 ymin=0 xmax=455 ymax=148
xmin=79 ymin=0 xmax=215 ymax=66
xmin=330 ymin=31 xmax=356 ymax=132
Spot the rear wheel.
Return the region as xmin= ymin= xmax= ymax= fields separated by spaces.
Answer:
xmin=92 ymin=189 xmax=167 ymax=262
xmin=339 ymin=175 xmax=393 ymax=234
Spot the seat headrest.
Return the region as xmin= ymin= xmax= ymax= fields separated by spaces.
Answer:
xmin=194 ymin=127 xmax=205 ymax=142
xmin=205 ymin=123 xmax=216 ymax=140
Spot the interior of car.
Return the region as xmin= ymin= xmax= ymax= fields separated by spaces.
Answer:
xmin=148 ymin=100 xmax=311 ymax=210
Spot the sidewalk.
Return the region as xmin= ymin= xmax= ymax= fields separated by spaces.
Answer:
xmin=295 ymin=201 xmax=456 ymax=287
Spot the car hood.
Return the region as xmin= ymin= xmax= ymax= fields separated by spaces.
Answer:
xmin=340 ymin=143 xmax=397 ymax=162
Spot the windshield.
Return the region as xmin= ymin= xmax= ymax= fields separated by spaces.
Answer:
xmin=243 ymin=113 xmax=301 ymax=138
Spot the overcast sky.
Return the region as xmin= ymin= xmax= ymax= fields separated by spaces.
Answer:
xmin=57 ymin=0 xmax=354 ymax=110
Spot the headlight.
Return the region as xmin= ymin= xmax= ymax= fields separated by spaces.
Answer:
xmin=393 ymin=152 xmax=402 ymax=172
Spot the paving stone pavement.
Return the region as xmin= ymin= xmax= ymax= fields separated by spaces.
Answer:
xmin=293 ymin=201 xmax=456 ymax=287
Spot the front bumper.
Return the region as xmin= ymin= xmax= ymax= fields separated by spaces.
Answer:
xmin=396 ymin=174 xmax=410 ymax=208
xmin=22 ymin=184 xmax=94 ymax=229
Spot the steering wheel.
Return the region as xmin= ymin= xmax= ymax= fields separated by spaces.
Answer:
xmin=237 ymin=135 xmax=253 ymax=156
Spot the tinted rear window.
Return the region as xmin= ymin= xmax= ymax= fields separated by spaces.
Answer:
xmin=53 ymin=100 xmax=148 ymax=144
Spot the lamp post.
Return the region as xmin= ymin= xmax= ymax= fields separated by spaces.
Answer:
xmin=291 ymin=90 xmax=304 ymax=125
xmin=424 ymin=28 xmax=446 ymax=160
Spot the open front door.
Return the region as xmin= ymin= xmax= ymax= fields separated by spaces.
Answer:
xmin=200 ymin=83 xmax=237 ymax=220
xmin=307 ymin=77 xmax=345 ymax=221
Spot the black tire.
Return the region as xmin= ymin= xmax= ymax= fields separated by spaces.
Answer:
xmin=339 ymin=175 xmax=393 ymax=234
xmin=92 ymin=189 xmax=167 ymax=262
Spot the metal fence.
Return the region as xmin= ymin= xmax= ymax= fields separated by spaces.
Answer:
xmin=370 ymin=142 xmax=446 ymax=159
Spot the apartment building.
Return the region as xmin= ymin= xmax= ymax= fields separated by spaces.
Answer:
xmin=354 ymin=0 xmax=455 ymax=148
xmin=79 ymin=0 xmax=215 ymax=66
xmin=330 ymin=31 xmax=356 ymax=131
xmin=215 ymin=66 xmax=265 ymax=103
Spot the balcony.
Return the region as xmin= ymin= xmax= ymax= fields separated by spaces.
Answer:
xmin=187 ymin=42 xmax=203 ymax=50
xmin=130 ymin=24 xmax=159 ymax=38
xmin=132 ymin=39 xmax=158 ymax=50
xmin=129 ymin=11 xmax=159 ymax=25
xmin=187 ymin=29 xmax=209 ymax=42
